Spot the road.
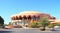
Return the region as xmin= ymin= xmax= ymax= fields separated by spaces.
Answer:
xmin=0 ymin=28 xmax=60 ymax=33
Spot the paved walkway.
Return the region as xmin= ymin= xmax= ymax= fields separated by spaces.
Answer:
xmin=0 ymin=28 xmax=60 ymax=33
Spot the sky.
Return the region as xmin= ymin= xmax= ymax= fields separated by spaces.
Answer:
xmin=0 ymin=0 xmax=60 ymax=24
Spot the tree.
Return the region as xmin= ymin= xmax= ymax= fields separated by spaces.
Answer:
xmin=40 ymin=17 xmax=50 ymax=31
xmin=0 ymin=16 xmax=4 ymax=28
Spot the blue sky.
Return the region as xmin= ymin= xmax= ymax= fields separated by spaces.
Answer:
xmin=0 ymin=0 xmax=60 ymax=24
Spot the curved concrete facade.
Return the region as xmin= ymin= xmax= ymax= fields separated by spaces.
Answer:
xmin=11 ymin=11 xmax=55 ymax=26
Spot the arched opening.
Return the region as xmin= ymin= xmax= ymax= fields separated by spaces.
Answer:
xmin=16 ymin=16 xmax=19 ymax=20
xmin=52 ymin=17 xmax=56 ymax=19
xmin=50 ymin=17 xmax=56 ymax=20
xmin=12 ymin=17 xmax=16 ymax=20
xmin=36 ymin=16 xmax=40 ymax=20
xmin=32 ymin=15 xmax=36 ymax=20
xmin=19 ymin=16 xmax=22 ymax=20
xmin=23 ymin=15 xmax=27 ymax=20
xmin=11 ymin=17 xmax=13 ymax=20
xmin=14 ymin=17 xmax=16 ymax=20
xmin=27 ymin=15 xmax=31 ymax=20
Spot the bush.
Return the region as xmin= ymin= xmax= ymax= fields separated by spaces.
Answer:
xmin=48 ymin=23 xmax=60 ymax=28
xmin=28 ymin=22 xmax=41 ymax=28
xmin=54 ymin=23 xmax=60 ymax=26
xmin=47 ymin=24 xmax=55 ymax=28
xmin=40 ymin=27 xmax=45 ymax=31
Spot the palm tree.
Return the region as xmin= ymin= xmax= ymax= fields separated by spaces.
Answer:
xmin=0 ymin=16 xmax=4 ymax=28
xmin=40 ymin=17 xmax=50 ymax=31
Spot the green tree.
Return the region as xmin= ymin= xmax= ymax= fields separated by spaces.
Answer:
xmin=40 ymin=17 xmax=50 ymax=31
xmin=0 ymin=16 xmax=4 ymax=28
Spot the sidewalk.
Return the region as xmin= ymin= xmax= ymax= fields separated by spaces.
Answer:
xmin=0 ymin=28 xmax=4 ymax=30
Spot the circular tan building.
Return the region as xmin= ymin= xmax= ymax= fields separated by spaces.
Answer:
xmin=11 ymin=11 xmax=55 ymax=26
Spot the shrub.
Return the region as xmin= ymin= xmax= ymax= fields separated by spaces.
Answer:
xmin=47 ymin=24 xmax=54 ymax=28
xmin=28 ymin=22 xmax=41 ymax=28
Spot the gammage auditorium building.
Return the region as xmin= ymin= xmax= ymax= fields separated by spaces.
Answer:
xmin=11 ymin=11 xmax=56 ymax=26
